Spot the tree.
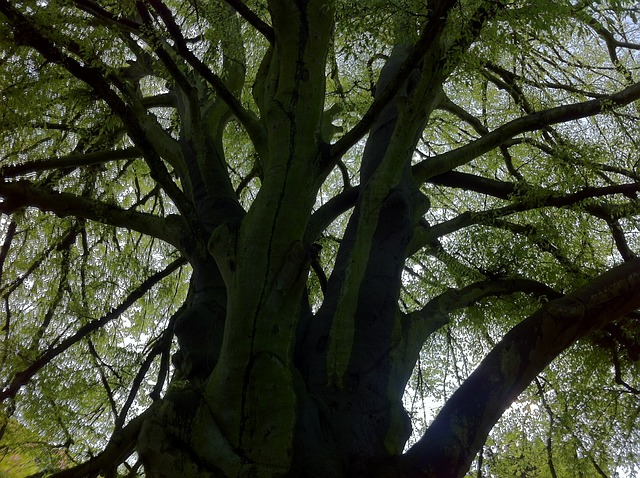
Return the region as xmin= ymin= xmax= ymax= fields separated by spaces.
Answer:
xmin=0 ymin=0 xmax=639 ymax=476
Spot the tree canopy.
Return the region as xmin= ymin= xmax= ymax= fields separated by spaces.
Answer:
xmin=1 ymin=0 xmax=640 ymax=477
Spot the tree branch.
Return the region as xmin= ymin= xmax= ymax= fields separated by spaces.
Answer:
xmin=407 ymin=278 xmax=562 ymax=338
xmin=48 ymin=403 xmax=158 ymax=478
xmin=0 ymin=180 xmax=182 ymax=247
xmin=0 ymin=257 xmax=186 ymax=402
xmin=0 ymin=1 xmax=196 ymax=222
xmin=145 ymin=0 xmax=264 ymax=146
xmin=413 ymin=81 xmax=640 ymax=183
xmin=400 ymin=257 xmax=640 ymax=478
xmin=71 ymin=0 xmax=143 ymax=33
xmin=0 ymin=147 xmax=141 ymax=178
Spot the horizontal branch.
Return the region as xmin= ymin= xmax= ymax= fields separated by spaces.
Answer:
xmin=0 ymin=180 xmax=182 ymax=247
xmin=429 ymin=171 xmax=640 ymax=206
xmin=0 ymin=147 xmax=141 ymax=178
xmin=410 ymin=174 xmax=640 ymax=253
xmin=407 ymin=278 xmax=562 ymax=338
xmin=0 ymin=257 xmax=186 ymax=402
xmin=413 ymin=81 xmax=640 ymax=182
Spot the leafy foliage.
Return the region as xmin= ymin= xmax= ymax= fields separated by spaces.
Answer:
xmin=0 ymin=0 xmax=639 ymax=477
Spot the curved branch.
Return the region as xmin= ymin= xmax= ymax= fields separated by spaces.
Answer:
xmin=0 ymin=180 xmax=183 ymax=247
xmin=428 ymin=171 xmax=640 ymax=207
xmin=413 ymin=81 xmax=640 ymax=182
xmin=391 ymin=277 xmax=563 ymax=424
xmin=581 ymin=14 xmax=635 ymax=84
xmin=399 ymin=257 xmax=640 ymax=478
xmin=305 ymin=186 xmax=359 ymax=243
xmin=48 ymin=403 xmax=158 ymax=478
xmin=410 ymin=177 xmax=640 ymax=257
xmin=115 ymin=308 xmax=181 ymax=430
xmin=407 ymin=278 xmax=562 ymax=337
xmin=0 ymin=257 xmax=186 ymax=402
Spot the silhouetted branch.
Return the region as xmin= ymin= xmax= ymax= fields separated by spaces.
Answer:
xmin=224 ymin=0 xmax=274 ymax=42
xmin=0 ymin=257 xmax=186 ymax=402
xmin=401 ymin=257 xmax=640 ymax=476
xmin=1 ymin=147 xmax=141 ymax=178
xmin=0 ymin=180 xmax=182 ymax=246
xmin=414 ymin=82 xmax=640 ymax=182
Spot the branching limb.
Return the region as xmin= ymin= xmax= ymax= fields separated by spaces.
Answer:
xmin=0 ymin=219 xmax=17 ymax=282
xmin=391 ymin=277 xmax=563 ymax=422
xmin=407 ymin=278 xmax=561 ymax=335
xmin=47 ymin=404 xmax=158 ymax=478
xmin=410 ymin=177 xmax=640 ymax=262
xmin=534 ymin=378 xmax=559 ymax=478
xmin=0 ymin=1 xmax=196 ymax=221
xmin=611 ymin=347 xmax=640 ymax=394
xmin=0 ymin=180 xmax=182 ymax=247
xmin=400 ymin=257 xmax=640 ymax=477
xmin=438 ymin=95 xmax=523 ymax=179
xmin=145 ymin=0 xmax=264 ymax=146
xmin=0 ymin=257 xmax=186 ymax=402
xmin=606 ymin=217 xmax=637 ymax=262
xmin=581 ymin=14 xmax=636 ymax=84
xmin=414 ymin=82 xmax=640 ymax=182
xmin=305 ymin=186 xmax=359 ymax=243
xmin=115 ymin=310 xmax=181 ymax=430
xmin=87 ymin=337 xmax=120 ymax=423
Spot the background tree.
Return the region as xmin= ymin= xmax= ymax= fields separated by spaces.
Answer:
xmin=0 ymin=0 xmax=639 ymax=477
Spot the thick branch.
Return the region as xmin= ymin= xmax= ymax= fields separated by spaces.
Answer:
xmin=400 ymin=257 xmax=640 ymax=478
xmin=413 ymin=81 xmax=640 ymax=182
xmin=410 ymin=174 xmax=640 ymax=254
xmin=0 ymin=180 xmax=182 ymax=247
xmin=410 ymin=278 xmax=562 ymax=327
xmin=0 ymin=147 xmax=141 ymax=178
xmin=305 ymin=186 xmax=359 ymax=243
xmin=400 ymin=279 xmax=562 ymax=366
